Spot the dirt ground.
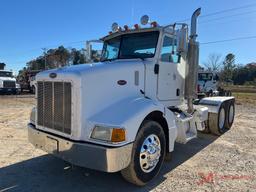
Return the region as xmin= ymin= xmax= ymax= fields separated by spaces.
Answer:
xmin=0 ymin=95 xmax=255 ymax=192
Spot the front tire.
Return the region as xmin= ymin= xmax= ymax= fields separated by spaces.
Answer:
xmin=121 ymin=120 xmax=166 ymax=186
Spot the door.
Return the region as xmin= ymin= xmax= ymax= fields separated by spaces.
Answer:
xmin=157 ymin=35 xmax=180 ymax=101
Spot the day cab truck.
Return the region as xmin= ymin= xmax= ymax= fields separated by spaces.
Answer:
xmin=197 ymin=70 xmax=232 ymax=97
xmin=28 ymin=9 xmax=235 ymax=186
xmin=0 ymin=70 xmax=21 ymax=94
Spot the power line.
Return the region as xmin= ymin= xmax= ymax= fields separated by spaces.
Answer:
xmin=201 ymin=35 xmax=256 ymax=45
xmin=201 ymin=3 xmax=256 ymax=18
xmin=199 ymin=9 xmax=256 ymax=24
xmin=177 ymin=2 xmax=256 ymax=22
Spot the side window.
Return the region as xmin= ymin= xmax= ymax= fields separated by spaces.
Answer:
xmin=102 ymin=37 xmax=120 ymax=60
xmin=160 ymin=36 xmax=179 ymax=63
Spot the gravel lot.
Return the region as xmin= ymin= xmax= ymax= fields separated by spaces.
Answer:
xmin=0 ymin=95 xmax=255 ymax=192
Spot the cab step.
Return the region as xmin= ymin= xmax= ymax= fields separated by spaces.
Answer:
xmin=169 ymin=107 xmax=197 ymax=144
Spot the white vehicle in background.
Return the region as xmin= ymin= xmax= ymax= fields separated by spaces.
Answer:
xmin=197 ymin=70 xmax=219 ymax=96
xmin=0 ymin=70 xmax=21 ymax=94
xmin=28 ymin=9 xmax=235 ymax=186
xmin=29 ymin=75 xmax=36 ymax=94
xmin=197 ymin=70 xmax=232 ymax=97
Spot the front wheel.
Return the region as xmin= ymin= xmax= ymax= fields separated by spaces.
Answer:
xmin=121 ymin=121 xmax=166 ymax=186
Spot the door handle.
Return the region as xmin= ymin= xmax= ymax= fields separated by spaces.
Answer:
xmin=154 ymin=64 xmax=159 ymax=74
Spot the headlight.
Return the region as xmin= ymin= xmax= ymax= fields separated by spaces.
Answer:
xmin=16 ymin=83 xmax=21 ymax=89
xmin=30 ymin=107 xmax=36 ymax=124
xmin=90 ymin=126 xmax=126 ymax=143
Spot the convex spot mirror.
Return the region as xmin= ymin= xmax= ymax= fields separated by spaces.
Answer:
xmin=140 ymin=15 xmax=149 ymax=25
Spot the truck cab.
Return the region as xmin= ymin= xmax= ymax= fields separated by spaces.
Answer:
xmin=0 ymin=70 xmax=20 ymax=94
xmin=28 ymin=9 xmax=235 ymax=185
xmin=198 ymin=70 xmax=219 ymax=96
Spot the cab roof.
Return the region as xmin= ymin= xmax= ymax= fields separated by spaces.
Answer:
xmin=100 ymin=24 xmax=179 ymax=41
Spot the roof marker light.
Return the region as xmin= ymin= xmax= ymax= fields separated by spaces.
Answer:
xmin=134 ymin=24 xmax=139 ymax=29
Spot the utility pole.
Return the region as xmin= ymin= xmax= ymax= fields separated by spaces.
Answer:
xmin=42 ymin=48 xmax=47 ymax=70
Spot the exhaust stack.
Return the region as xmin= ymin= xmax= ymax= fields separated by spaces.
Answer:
xmin=185 ymin=8 xmax=201 ymax=113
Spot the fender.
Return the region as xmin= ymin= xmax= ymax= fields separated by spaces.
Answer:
xmin=199 ymin=96 xmax=235 ymax=113
xmin=88 ymin=96 xmax=177 ymax=150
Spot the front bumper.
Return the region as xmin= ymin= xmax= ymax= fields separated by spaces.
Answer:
xmin=28 ymin=123 xmax=133 ymax=172
xmin=0 ymin=88 xmax=20 ymax=94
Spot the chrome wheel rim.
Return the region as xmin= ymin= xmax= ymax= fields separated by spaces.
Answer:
xmin=219 ymin=108 xmax=225 ymax=129
xmin=139 ymin=134 xmax=161 ymax=173
xmin=229 ymin=105 xmax=234 ymax=124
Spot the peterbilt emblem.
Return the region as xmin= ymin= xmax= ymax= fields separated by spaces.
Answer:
xmin=49 ymin=73 xmax=57 ymax=78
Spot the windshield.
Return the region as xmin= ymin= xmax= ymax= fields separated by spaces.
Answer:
xmin=198 ymin=73 xmax=213 ymax=81
xmin=0 ymin=71 xmax=13 ymax=77
xmin=101 ymin=31 xmax=159 ymax=61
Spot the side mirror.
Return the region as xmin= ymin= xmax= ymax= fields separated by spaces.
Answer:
xmin=177 ymin=26 xmax=188 ymax=54
xmin=86 ymin=40 xmax=103 ymax=63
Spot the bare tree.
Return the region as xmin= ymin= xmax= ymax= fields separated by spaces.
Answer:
xmin=203 ymin=53 xmax=222 ymax=71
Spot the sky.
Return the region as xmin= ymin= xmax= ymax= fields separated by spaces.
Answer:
xmin=0 ymin=0 xmax=256 ymax=73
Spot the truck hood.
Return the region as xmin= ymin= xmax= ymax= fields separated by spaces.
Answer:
xmin=37 ymin=59 xmax=144 ymax=81
xmin=36 ymin=59 xmax=145 ymax=141
xmin=0 ymin=77 xmax=16 ymax=81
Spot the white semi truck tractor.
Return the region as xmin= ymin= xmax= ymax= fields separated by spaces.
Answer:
xmin=28 ymin=8 xmax=235 ymax=185
xmin=0 ymin=70 xmax=21 ymax=94
xmin=197 ymin=70 xmax=232 ymax=97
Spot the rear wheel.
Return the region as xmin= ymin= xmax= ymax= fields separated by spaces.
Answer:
xmin=208 ymin=104 xmax=227 ymax=135
xmin=121 ymin=121 xmax=166 ymax=186
xmin=218 ymin=107 xmax=226 ymax=131
xmin=225 ymin=100 xmax=235 ymax=129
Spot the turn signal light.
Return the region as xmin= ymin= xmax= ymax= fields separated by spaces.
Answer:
xmin=111 ymin=128 xmax=126 ymax=142
xmin=134 ymin=24 xmax=139 ymax=29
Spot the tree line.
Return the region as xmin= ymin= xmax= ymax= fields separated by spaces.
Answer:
xmin=16 ymin=46 xmax=101 ymax=82
xmin=203 ymin=53 xmax=256 ymax=85
xmin=1 ymin=47 xmax=255 ymax=86
xmin=27 ymin=46 xmax=100 ymax=70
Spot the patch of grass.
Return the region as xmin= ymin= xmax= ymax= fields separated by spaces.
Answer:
xmin=232 ymin=92 xmax=256 ymax=105
xmin=222 ymin=85 xmax=256 ymax=93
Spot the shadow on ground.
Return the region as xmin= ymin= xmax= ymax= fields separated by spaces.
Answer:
xmin=0 ymin=133 xmax=217 ymax=192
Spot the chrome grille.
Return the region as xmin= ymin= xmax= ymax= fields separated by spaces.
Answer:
xmin=37 ymin=81 xmax=71 ymax=134
xmin=3 ymin=81 xmax=15 ymax=88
